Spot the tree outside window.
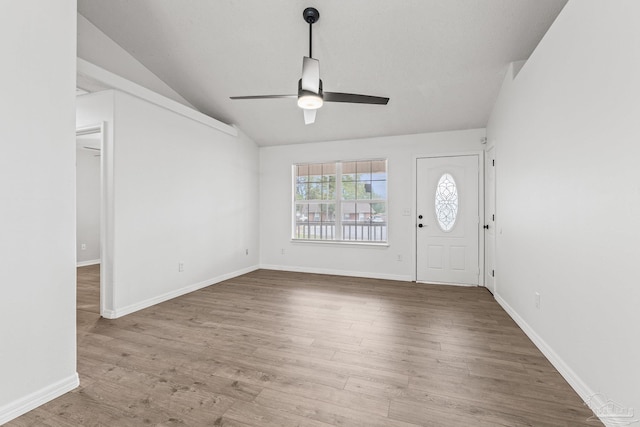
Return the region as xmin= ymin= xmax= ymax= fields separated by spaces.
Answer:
xmin=293 ymin=160 xmax=387 ymax=242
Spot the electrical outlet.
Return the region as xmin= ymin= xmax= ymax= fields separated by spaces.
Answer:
xmin=281 ymin=248 xmax=285 ymax=255
xmin=178 ymin=262 xmax=184 ymax=272
xmin=81 ymin=243 xmax=86 ymax=250
xmin=245 ymin=248 xmax=249 ymax=255
xmin=535 ymin=292 xmax=540 ymax=309
xmin=397 ymin=254 xmax=403 ymax=262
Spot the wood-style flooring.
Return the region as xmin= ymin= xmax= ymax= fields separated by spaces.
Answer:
xmin=8 ymin=266 xmax=601 ymax=426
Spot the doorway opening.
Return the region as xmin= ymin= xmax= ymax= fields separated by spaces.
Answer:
xmin=76 ymin=124 xmax=111 ymax=317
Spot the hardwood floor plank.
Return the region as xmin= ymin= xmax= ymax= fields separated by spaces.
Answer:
xmin=7 ymin=268 xmax=602 ymax=426
xmin=223 ymin=400 xmax=334 ymax=427
xmin=409 ymin=372 xmax=590 ymax=412
xmin=245 ymin=374 xmax=391 ymax=418
xmin=254 ymin=388 xmax=417 ymax=427
xmin=389 ymin=398 xmax=508 ymax=427
xmin=389 ymin=397 xmax=563 ymax=427
xmin=330 ymin=348 xmax=469 ymax=378
xmin=188 ymin=351 xmax=350 ymax=390
xmin=252 ymin=347 xmax=410 ymax=387
xmin=354 ymin=376 xmax=590 ymax=426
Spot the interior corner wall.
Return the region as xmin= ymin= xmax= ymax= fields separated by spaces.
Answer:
xmin=76 ymin=147 xmax=101 ymax=264
xmin=259 ymin=129 xmax=485 ymax=280
xmin=0 ymin=1 xmax=78 ymax=424
xmin=109 ymin=91 xmax=259 ymax=316
xmin=487 ymin=0 xmax=640 ymax=418
xmin=77 ymin=13 xmax=195 ymax=109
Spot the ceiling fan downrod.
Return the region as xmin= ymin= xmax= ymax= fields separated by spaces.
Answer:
xmin=303 ymin=7 xmax=319 ymax=58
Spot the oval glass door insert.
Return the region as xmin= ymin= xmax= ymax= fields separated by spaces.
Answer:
xmin=435 ymin=173 xmax=458 ymax=231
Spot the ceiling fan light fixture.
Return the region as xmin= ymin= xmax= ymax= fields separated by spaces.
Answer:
xmin=297 ymin=93 xmax=323 ymax=109
xmin=229 ymin=7 xmax=389 ymax=124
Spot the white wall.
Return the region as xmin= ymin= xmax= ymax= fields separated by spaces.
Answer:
xmin=76 ymin=146 xmax=101 ymax=264
xmin=0 ymin=2 xmax=78 ymax=424
xmin=77 ymin=14 xmax=195 ymax=109
xmin=77 ymin=90 xmax=260 ymax=317
xmin=259 ymin=130 xmax=485 ymax=280
xmin=487 ymin=0 xmax=640 ymax=421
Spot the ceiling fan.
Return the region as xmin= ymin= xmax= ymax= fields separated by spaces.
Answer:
xmin=230 ymin=7 xmax=389 ymax=125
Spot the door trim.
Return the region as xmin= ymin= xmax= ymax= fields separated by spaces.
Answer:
xmin=484 ymin=146 xmax=496 ymax=293
xmin=412 ymin=151 xmax=485 ymax=284
xmin=76 ymin=122 xmax=114 ymax=317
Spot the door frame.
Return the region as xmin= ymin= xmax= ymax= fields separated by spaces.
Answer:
xmin=76 ymin=122 xmax=114 ymax=317
xmin=412 ymin=151 xmax=485 ymax=284
xmin=484 ymin=145 xmax=496 ymax=293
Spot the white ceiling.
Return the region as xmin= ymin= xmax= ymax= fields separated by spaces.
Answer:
xmin=77 ymin=0 xmax=567 ymax=146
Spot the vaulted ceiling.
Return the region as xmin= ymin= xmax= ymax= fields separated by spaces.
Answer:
xmin=77 ymin=0 xmax=567 ymax=146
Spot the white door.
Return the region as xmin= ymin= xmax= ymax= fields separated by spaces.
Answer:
xmin=416 ymin=155 xmax=479 ymax=285
xmin=484 ymin=147 xmax=496 ymax=293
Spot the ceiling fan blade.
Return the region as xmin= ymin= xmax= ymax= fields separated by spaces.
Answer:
xmin=230 ymin=94 xmax=296 ymax=100
xmin=303 ymin=109 xmax=316 ymax=125
xmin=324 ymin=92 xmax=389 ymax=105
xmin=301 ymin=57 xmax=320 ymax=93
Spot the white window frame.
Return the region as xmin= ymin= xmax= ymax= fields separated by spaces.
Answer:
xmin=292 ymin=159 xmax=388 ymax=244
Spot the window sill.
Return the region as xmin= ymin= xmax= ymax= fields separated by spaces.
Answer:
xmin=291 ymin=239 xmax=389 ymax=248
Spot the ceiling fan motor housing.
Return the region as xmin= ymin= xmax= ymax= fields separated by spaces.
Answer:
xmin=298 ymin=79 xmax=324 ymax=109
xmin=303 ymin=7 xmax=320 ymax=24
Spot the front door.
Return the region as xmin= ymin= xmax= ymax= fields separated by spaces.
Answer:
xmin=416 ymin=155 xmax=480 ymax=285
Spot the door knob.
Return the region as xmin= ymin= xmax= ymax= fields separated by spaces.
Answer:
xmin=483 ymin=225 xmax=489 ymax=229
xmin=418 ymin=215 xmax=423 ymax=219
xmin=418 ymin=224 xmax=424 ymax=228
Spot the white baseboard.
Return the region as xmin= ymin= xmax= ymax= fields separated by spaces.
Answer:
xmin=76 ymin=259 xmax=100 ymax=267
xmin=259 ymin=264 xmax=412 ymax=282
xmin=416 ymin=280 xmax=476 ymax=287
xmin=494 ymin=295 xmax=620 ymax=427
xmin=105 ymin=265 xmax=260 ymax=318
xmin=0 ymin=373 xmax=79 ymax=425
xmin=101 ymin=308 xmax=117 ymax=319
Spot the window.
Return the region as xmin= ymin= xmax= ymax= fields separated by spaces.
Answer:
xmin=293 ymin=160 xmax=387 ymax=242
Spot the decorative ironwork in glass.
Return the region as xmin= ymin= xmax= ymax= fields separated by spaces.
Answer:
xmin=435 ymin=173 xmax=458 ymax=232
